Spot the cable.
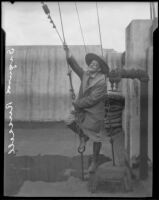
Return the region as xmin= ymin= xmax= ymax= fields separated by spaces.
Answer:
xmin=58 ymin=2 xmax=66 ymax=44
xmin=58 ymin=3 xmax=85 ymax=177
xmin=57 ymin=2 xmax=76 ymax=101
xmin=41 ymin=1 xmax=76 ymax=100
xmin=58 ymin=3 xmax=77 ymax=154
xmin=75 ymin=2 xmax=87 ymax=54
xmin=96 ymin=2 xmax=103 ymax=56
xmin=41 ymin=2 xmax=64 ymax=44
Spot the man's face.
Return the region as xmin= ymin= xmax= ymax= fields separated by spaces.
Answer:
xmin=87 ymin=60 xmax=101 ymax=73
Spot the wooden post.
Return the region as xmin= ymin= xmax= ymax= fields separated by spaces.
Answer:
xmin=109 ymin=69 xmax=149 ymax=179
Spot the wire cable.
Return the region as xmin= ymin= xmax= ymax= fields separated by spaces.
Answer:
xmin=96 ymin=2 xmax=103 ymax=56
xmin=75 ymin=2 xmax=87 ymax=54
xmin=58 ymin=2 xmax=66 ymax=44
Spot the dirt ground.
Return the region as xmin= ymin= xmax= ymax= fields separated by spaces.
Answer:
xmin=4 ymin=121 xmax=152 ymax=197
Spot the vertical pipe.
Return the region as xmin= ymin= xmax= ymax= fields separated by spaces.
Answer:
xmin=140 ymin=81 xmax=148 ymax=179
xmin=150 ymin=3 xmax=153 ymax=20
xmin=152 ymin=2 xmax=156 ymax=19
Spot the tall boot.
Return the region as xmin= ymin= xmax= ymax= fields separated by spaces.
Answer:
xmin=88 ymin=142 xmax=102 ymax=173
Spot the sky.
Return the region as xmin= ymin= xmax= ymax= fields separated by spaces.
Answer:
xmin=2 ymin=2 xmax=158 ymax=52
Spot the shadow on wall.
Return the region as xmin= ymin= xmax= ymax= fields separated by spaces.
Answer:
xmin=4 ymin=153 xmax=111 ymax=196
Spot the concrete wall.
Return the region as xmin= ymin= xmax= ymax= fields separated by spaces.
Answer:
xmin=5 ymin=45 xmax=101 ymax=121
xmin=122 ymin=78 xmax=141 ymax=163
xmin=5 ymin=45 xmax=123 ymax=122
xmin=122 ymin=20 xmax=153 ymax=162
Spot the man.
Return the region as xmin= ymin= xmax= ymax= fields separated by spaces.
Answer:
xmin=63 ymin=45 xmax=109 ymax=173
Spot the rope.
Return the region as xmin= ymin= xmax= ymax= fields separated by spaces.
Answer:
xmin=58 ymin=2 xmax=66 ymax=43
xmin=95 ymin=2 xmax=110 ymax=165
xmin=57 ymin=2 xmax=76 ymax=101
xmin=75 ymin=2 xmax=87 ymax=54
xmin=41 ymin=1 xmax=91 ymax=180
xmin=95 ymin=2 xmax=111 ymax=166
xmin=95 ymin=2 xmax=103 ymax=56
xmin=57 ymin=2 xmax=85 ymax=180
xmin=74 ymin=2 xmax=87 ymax=179
xmin=58 ymin=2 xmax=77 ymax=154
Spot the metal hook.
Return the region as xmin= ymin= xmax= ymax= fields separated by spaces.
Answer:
xmin=78 ymin=145 xmax=85 ymax=154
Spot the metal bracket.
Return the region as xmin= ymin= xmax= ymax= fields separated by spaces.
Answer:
xmin=108 ymin=68 xmax=149 ymax=91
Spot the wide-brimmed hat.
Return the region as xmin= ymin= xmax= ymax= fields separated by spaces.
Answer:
xmin=85 ymin=53 xmax=109 ymax=75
